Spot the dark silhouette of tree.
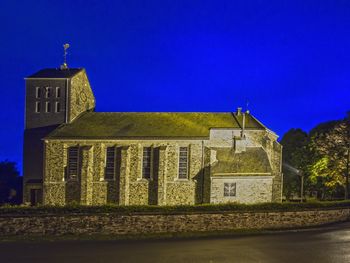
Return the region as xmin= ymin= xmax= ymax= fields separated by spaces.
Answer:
xmin=0 ymin=160 xmax=22 ymax=205
xmin=280 ymin=112 xmax=350 ymax=201
xmin=280 ymin=128 xmax=310 ymax=200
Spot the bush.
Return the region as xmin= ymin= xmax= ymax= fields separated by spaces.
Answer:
xmin=1 ymin=201 xmax=350 ymax=216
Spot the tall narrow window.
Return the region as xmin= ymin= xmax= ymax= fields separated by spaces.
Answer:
xmin=35 ymin=102 xmax=41 ymax=113
xmin=45 ymin=87 xmax=51 ymax=98
xmin=105 ymin=147 xmax=116 ymax=180
xmin=67 ymin=147 xmax=79 ymax=180
xmin=56 ymin=87 xmax=61 ymax=98
xmin=36 ymin=87 xmax=41 ymax=98
xmin=224 ymin=183 xmax=236 ymax=197
xmin=55 ymin=102 xmax=60 ymax=113
xmin=46 ymin=102 xmax=51 ymax=113
xmin=142 ymin=147 xmax=152 ymax=179
xmin=178 ymin=147 xmax=188 ymax=179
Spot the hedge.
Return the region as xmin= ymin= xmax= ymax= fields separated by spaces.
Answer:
xmin=1 ymin=201 xmax=350 ymax=216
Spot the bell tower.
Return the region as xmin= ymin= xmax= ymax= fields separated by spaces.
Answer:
xmin=23 ymin=45 xmax=95 ymax=205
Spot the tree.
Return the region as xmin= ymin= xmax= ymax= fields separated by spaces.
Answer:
xmin=280 ymin=128 xmax=310 ymax=200
xmin=0 ymin=160 xmax=22 ymax=205
xmin=308 ymin=156 xmax=344 ymax=199
xmin=308 ymin=112 xmax=350 ymax=199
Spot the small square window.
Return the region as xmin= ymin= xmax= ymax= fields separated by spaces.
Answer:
xmin=224 ymin=183 xmax=236 ymax=197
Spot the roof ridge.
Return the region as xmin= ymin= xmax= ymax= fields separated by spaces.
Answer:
xmin=231 ymin=112 xmax=242 ymax=129
xmin=26 ymin=68 xmax=84 ymax=79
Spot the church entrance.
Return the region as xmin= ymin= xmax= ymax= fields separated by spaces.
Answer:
xmin=30 ymin=188 xmax=42 ymax=206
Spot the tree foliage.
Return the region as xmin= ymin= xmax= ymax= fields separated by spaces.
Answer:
xmin=0 ymin=160 xmax=22 ymax=205
xmin=282 ymin=112 xmax=350 ymax=200
xmin=280 ymin=128 xmax=310 ymax=199
xmin=308 ymin=156 xmax=344 ymax=198
xmin=308 ymin=113 xmax=350 ymax=199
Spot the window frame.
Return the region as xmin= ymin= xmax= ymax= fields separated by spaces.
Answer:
xmin=55 ymin=102 xmax=60 ymax=113
xmin=142 ymin=147 xmax=152 ymax=179
xmin=178 ymin=146 xmax=189 ymax=179
xmin=35 ymin=101 xmax=41 ymax=113
xmin=67 ymin=146 xmax=80 ymax=181
xmin=35 ymin=87 xmax=41 ymax=98
xmin=45 ymin=101 xmax=51 ymax=113
xmin=45 ymin=87 xmax=52 ymax=98
xmin=105 ymin=146 xmax=117 ymax=180
xmin=223 ymin=182 xmax=236 ymax=197
xmin=56 ymin=87 xmax=61 ymax=98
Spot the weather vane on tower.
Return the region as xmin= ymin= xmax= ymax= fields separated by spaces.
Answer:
xmin=60 ymin=43 xmax=70 ymax=70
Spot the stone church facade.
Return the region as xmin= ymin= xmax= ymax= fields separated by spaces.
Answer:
xmin=23 ymin=68 xmax=282 ymax=206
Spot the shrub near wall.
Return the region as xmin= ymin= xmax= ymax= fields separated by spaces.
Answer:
xmin=2 ymin=201 xmax=350 ymax=215
xmin=0 ymin=202 xmax=350 ymax=239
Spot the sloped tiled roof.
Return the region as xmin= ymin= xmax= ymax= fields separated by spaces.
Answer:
xmin=46 ymin=112 xmax=265 ymax=139
xmin=27 ymin=68 xmax=83 ymax=78
xmin=233 ymin=112 xmax=266 ymax=130
xmin=211 ymin=147 xmax=272 ymax=175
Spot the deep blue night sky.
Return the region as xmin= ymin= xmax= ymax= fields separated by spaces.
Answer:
xmin=1 ymin=0 xmax=350 ymax=173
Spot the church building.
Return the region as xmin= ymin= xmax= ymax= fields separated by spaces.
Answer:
xmin=23 ymin=67 xmax=282 ymax=206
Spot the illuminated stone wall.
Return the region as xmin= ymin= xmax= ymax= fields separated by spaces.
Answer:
xmin=42 ymin=129 xmax=282 ymax=206
xmin=43 ymin=139 xmax=207 ymax=206
xmin=211 ymin=176 xmax=273 ymax=204
xmin=1 ymin=208 xmax=349 ymax=237
xmin=68 ymin=70 xmax=95 ymax=122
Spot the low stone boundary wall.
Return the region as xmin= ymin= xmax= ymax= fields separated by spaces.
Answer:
xmin=1 ymin=208 xmax=349 ymax=237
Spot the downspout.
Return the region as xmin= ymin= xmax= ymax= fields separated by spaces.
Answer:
xmin=241 ymin=112 xmax=245 ymax=138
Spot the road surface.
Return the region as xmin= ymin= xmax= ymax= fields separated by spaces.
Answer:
xmin=1 ymin=222 xmax=350 ymax=263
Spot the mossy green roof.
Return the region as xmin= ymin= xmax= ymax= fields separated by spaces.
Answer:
xmin=211 ymin=147 xmax=272 ymax=175
xmin=47 ymin=112 xmax=265 ymax=139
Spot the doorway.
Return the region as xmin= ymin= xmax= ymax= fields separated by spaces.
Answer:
xmin=30 ymin=188 xmax=42 ymax=206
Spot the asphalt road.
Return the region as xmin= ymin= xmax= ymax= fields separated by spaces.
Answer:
xmin=1 ymin=222 xmax=350 ymax=263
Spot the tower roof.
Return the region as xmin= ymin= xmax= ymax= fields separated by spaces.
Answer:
xmin=26 ymin=68 xmax=83 ymax=79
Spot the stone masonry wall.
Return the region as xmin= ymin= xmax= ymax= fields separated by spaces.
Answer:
xmin=245 ymin=130 xmax=282 ymax=202
xmin=0 ymin=208 xmax=349 ymax=237
xmin=44 ymin=139 xmax=206 ymax=206
xmin=43 ymin=128 xmax=282 ymax=206
xmin=211 ymin=176 xmax=273 ymax=204
xmin=69 ymin=70 xmax=95 ymax=122
xmin=207 ymin=128 xmax=282 ymax=203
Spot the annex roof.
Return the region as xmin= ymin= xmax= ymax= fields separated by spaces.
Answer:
xmin=46 ymin=112 xmax=266 ymax=139
xmin=26 ymin=68 xmax=83 ymax=79
xmin=211 ymin=147 xmax=272 ymax=175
